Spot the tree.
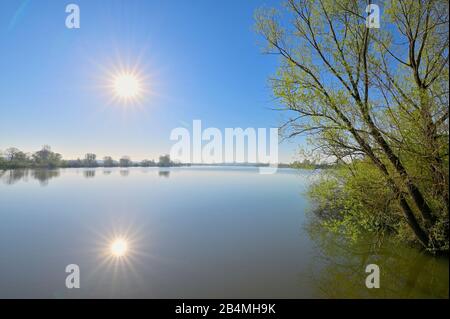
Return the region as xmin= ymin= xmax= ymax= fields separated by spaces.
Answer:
xmin=32 ymin=145 xmax=62 ymax=168
xmin=66 ymin=158 xmax=83 ymax=168
xmin=5 ymin=147 xmax=27 ymax=162
xmin=0 ymin=150 xmax=5 ymax=167
xmin=4 ymin=147 xmax=29 ymax=168
xmin=256 ymin=0 xmax=448 ymax=251
xmin=83 ymin=153 xmax=98 ymax=167
xmin=158 ymin=154 xmax=172 ymax=167
xmin=141 ymin=159 xmax=156 ymax=167
xmin=103 ymin=156 xmax=115 ymax=167
xmin=119 ymin=156 xmax=131 ymax=167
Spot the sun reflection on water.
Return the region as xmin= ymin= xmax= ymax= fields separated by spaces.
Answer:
xmin=85 ymin=220 xmax=150 ymax=293
xmin=82 ymin=218 xmax=173 ymax=296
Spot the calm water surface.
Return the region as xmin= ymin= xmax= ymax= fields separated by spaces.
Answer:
xmin=0 ymin=167 xmax=448 ymax=298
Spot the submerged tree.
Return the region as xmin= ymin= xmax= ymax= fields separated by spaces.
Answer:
xmin=256 ymin=0 xmax=448 ymax=251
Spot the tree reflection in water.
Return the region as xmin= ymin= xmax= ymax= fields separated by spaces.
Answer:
xmin=32 ymin=169 xmax=61 ymax=186
xmin=304 ymin=217 xmax=449 ymax=298
xmin=83 ymin=170 xmax=96 ymax=178
xmin=158 ymin=170 xmax=170 ymax=178
xmin=0 ymin=168 xmax=174 ymax=184
xmin=0 ymin=169 xmax=29 ymax=185
xmin=0 ymin=169 xmax=60 ymax=186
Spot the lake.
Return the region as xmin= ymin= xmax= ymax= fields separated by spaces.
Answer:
xmin=0 ymin=167 xmax=448 ymax=298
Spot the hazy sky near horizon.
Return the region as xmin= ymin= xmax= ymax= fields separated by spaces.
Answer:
xmin=0 ymin=0 xmax=304 ymax=162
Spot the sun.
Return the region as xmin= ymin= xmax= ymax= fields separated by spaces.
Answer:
xmin=110 ymin=238 xmax=128 ymax=257
xmin=112 ymin=72 xmax=143 ymax=100
xmin=94 ymin=56 xmax=156 ymax=107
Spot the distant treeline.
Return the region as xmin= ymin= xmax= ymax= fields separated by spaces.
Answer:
xmin=0 ymin=145 xmax=333 ymax=170
xmin=286 ymin=160 xmax=334 ymax=170
xmin=0 ymin=145 xmax=182 ymax=169
xmin=186 ymin=161 xmax=332 ymax=169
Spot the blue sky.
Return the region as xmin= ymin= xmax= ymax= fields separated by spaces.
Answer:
xmin=0 ymin=0 xmax=303 ymax=162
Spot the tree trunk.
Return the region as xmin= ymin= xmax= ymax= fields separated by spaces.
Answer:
xmin=363 ymin=112 xmax=436 ymax=225
xmin=345 ymin=124 xmax=431 ymax=248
